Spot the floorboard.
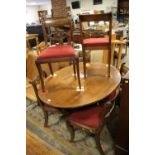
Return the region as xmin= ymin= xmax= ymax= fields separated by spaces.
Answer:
xmin=26 ymin=129 xmax=64 ymax=155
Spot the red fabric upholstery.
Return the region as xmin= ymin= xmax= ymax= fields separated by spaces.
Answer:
xmin=83 ymin=38 xmax=109 ymax=47
xmin=68 ymin=106 xmax=103 ymax=128
xmin=37 ymin=45 xmax=76 ymax=60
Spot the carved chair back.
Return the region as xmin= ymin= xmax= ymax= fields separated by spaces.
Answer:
xmin=40 ymin=17 xmax=74 ymax=46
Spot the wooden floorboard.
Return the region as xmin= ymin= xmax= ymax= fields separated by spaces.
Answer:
xmin=26 ymin=129 xmax=64 ymax=155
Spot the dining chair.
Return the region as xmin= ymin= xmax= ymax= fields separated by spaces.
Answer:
xmin=79 ymin=13 xmax=112 ymax=78
xmin=111 ymin=38 xmax=126 ymax=70
xmin=29 ymin=76 xmax=61 ymax=127
xmin=65 ymin=89 xmax=119 ymax=155
xmin=36 ymin=17 xmax=81 ymax=92
xmin=114 ymin=30 xmax=128 ymax=60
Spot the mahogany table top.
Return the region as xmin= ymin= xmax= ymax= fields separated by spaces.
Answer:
xmin=38 ymin=63 xmax=121 ymax=109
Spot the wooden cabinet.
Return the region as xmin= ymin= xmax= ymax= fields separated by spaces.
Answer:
xmin=26 ymin=25 xmax=44 ymax=46
xmin=117 ymin=0 xmax=129 ymax=23
xmin=115 ymin=77 xmax=129 ymax=154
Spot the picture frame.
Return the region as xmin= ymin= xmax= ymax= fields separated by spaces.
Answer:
xmin=93 ymin=0 xmax=102 ymax=5
xmin=71 ymin=1 xmax=80 ymax=9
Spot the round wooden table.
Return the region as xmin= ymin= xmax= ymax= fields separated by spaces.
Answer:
xmin=38 ymin=63 xmax=121 ymax=109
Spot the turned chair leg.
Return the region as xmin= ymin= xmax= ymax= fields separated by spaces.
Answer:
xmin=35 ymin=62 xmax=45 ymax=92
xmin=75 ymin=57 xmax=81 ymax=89
xmin=43 ymin=110 xmax=48 ymax=127
xmin=108 ymin=48 xmax=111 ymax=77
xmin=82 ymin=49 xmax=87 ymax=78
xmin=66 ymin=121 xmax=75 ymax=142
xmin=95 ymin=126 xmax=106 ymax=155
xmin=72 ymin=60 xmax=76 ymax=76
xmin=48 ymin=63 xmax=54 ymax=76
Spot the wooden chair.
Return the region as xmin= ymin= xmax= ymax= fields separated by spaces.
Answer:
xmin=65 ymin=89 xmax=119 ymax=155
xmin=111 ymin=39 xmax=126 ymax=70
xmin=79 ymin=13 xmax=112 ymax=78
xmin=114 ymin=30 xmax=128 ymax=60
xmin=36 ymin=17 xmax=81 ymax=92
xmin=29 ymin=76 xmax=61 ymax=127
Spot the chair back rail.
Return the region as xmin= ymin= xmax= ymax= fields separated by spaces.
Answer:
xmin=40 ymin=17 xmax=74 ymax=45
xmin=79 ymin=13 xmax=112 ymax=22
xmin=79 ymin=13 xmax=112 ymax=41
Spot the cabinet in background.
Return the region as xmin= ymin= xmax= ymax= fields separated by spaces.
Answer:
xmin=117 ymin=0 xmax=129 ymax=23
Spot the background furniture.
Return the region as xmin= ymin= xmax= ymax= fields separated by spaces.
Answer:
xmin=26 ymin=34 xmax=39 ymax=54
xmin=117 ymin=0 xmax=129 ymax=23
xmin=111 ymin=39 xmax=126 ymax=70
xmin=26 ymin=25 xmax=44 ymax=47
xmin=79 ymin=13 xmax=112 ymax=78
xmin=115 ymin=73 xmax=129 ymax=154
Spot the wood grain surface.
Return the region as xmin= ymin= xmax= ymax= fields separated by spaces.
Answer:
xmin=38 ymin=63 xmax=121 ymax=108
xmin=26 ymin=129 xmax=64 ymax=155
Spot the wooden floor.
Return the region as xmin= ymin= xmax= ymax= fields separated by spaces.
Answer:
xmin=26 ymin=129 xmax=64 ymax=155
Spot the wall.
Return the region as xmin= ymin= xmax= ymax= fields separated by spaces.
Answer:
xmin=26 ymin=2 xmax=52 ymax=24
xmin=66 ymin=0 xmax=118 ymax=20
xmin=26 ymin=0 xmax=118 ymax=24
xmin=38 ymin=2 xmax=52 ymax=15
xmin=26 ymin=5 xmax=40 ymax=24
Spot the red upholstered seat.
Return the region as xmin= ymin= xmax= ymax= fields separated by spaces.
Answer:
xmin=68 ymin=106 xmax=103 ymax=128
xmin=83 ymin=38 xmax=109 ymax=47
xmin=37 ymin=45 xmax=76 ymax=60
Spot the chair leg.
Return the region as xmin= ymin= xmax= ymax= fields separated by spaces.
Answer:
xmin=48 ymin=63 xmax=54 ymax=76
xmin=108 ymin=48 xmax=111 ymax=77
xmin=66 ymin=121 xmax=75 ymax=142
xmin=43 ymin=110 xmax=48 ymax=127
xmin=75 ymin=57 xmax=81 ymax=89
xmin=82 ymin=49 xmax=87 ymax=78
xmin=35 ymin=62 xmax=45 ymax=92
xmin=72 ymin=60 xmax=76 ymax=76
xmin=95 ymin=126 xmax=106 ymax=155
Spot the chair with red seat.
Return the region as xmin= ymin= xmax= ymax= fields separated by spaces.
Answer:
xmin=79 ymin=13 xmax=112 ymax=78
xmin=29 ymin=76 xmax=60 ymax=127
xmin=66 ymin=89 xmax=119 ymax=155
xmin=35 ymin=17 xmax=81 ymax=92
